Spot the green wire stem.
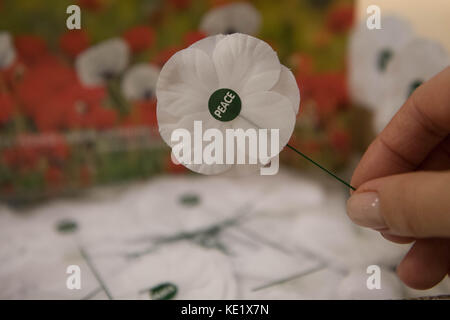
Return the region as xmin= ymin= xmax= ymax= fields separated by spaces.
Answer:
xmin=79 ymin=246 xmax=113 ymax=300
xmin=286 ymin=144 xmax=356 ymax=191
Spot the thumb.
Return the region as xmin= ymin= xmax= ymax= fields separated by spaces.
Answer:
xmin=346 ymin=171 xmax=450 ymax=238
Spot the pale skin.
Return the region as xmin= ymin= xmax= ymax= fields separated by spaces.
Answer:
xmin=347 ymin=66 xmax=450 ymax=290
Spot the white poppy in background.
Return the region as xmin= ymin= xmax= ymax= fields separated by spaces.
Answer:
xmin=0 ymin=32 xmax=16 ymax=69
xmin=348 ymin=16 xmax=413 ymax=110
xmin=75 ymin=38 xmax=130 ymax=87
xmin=200 ymin=2 xmax=261 ymax=36
xmin=118 ymin=175 xmax=262 ymax=234
xmin=121 ymin=63 xmax=160 ymax=101
xmin=375 ymin=38 xmax=449 ymax=132
xmin=156 ymin=33 xmax=299 ymax=176
xmin=107 ymin=243 xmax=237 ymax=299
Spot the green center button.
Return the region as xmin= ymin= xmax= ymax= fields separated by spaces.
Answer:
xmin=208 ymin=88 xmax=241 ymax=122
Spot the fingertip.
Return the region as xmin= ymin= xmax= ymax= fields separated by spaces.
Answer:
xmin=397 ymin=240 xmax=450 ymax=290
xmin=380 ymin=232 xmax=415 ymax=244
xmin=351 ymin=171 xmax=450 ymax=238
xmin=349 ymin=67 xmax=450 ymax=190
xmin=397 ymin=256 xmax=433 ymax=290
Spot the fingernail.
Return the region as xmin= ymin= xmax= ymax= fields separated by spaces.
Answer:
xmin=346 ymin=192 xmax=386 ymax=229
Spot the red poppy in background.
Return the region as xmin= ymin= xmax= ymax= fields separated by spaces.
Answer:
xmin=33 ymin=100 xmax=65 ymax=132
xmin=2 ymin=141 xmax=40 ymax=170
xmin=56 ymin=82 xmax=113 ymax=130
xmin=0 ymin=60 xmax=26 ymax=89
xmin=17 ymin=58 xmax=77 ymax=118
xmin=59 ymin=29 xmax=90 ymax=59
xmin=326 ymin=4 xmax=354 ymax=33
xmin=123 ymin=100 xmax=157 ymax=128
xmin=77 ymin=0 xmax=104 ymax=12
xmin=20 ymin=133 xmax=70 ymax=160
xmin=289 ymin=53 xmax=314 ymax=76
xmin=1 ymin=133 xmax=71 ymax=176
xmin=40 ymin=133 xmax=71 ymax=162
xmin=182 ymin=31 xmax=207 ymax=47
xmin=152 ymin=46 xmax=180 ymax=68
xmin=45 ymin=166 xmax=64 ymax=188
xmin=328 ymin=127 xmax=351 ymax=154
xmin=165 ymin=153 xmax=187 ymax=174
xmin=168 ymin=0 xmax=192 ymax=10
xmin=123 ymin=25 xmax=155 ymax=53
xmin=136 ymin=100 xmax=157 ymax=127
xmin=32 ymin=79 xmax=109 ymax=131
xmin=0 ymin=93 xmax=14 ymax=125
xmin=14 ymin=35 xmax=49 ymax=66
xmin=86 ymin=105 xmax=118 ymax=129
xmin=298 ymin=72 xmax=349 ymax=118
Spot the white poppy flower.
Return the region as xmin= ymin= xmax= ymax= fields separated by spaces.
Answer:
xmin=0 ymin=32 xmax=16 ymax=69
xmin=349 ymin=16 xmax=413 ymax=110
xmin=121 ymin=63 xmax=160 ymax=101
xmin=231 ymin=244 xmax=319 ymax=298
xmin=156 ymin=33 xmax=300 ymax=175
xmin=200 ymin=2 xmax=261 ymax=36
xmin=375 ymin=38 xmax=449 ymax=132
xmin=107 ymin=243 xmax=237 ymax=299
xmin=75 ymin=38 xmax=130 ymax=87
xmin=0 ymin=205 xmax=101 ymax=299
xmin=117 ymin=175 xmax=261 ymax=234
xmin=284 ymin=212 xmax=359 ymax=270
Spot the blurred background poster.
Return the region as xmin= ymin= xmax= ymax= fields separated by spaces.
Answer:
xmin=357 ymin=0 xmax=450 ymax=52
xmin=0 ymin=0 xmax=449 ymax=299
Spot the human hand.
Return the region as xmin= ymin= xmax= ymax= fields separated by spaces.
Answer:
xmin=347 ymin=66 xmax=450 ymax=290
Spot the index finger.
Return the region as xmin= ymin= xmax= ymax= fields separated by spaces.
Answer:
xmin=351 ymin=66 xmax=450 ymax=188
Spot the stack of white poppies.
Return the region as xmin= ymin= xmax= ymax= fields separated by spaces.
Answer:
xmin=349 ymin=15 xmax=450 ymax=133
xmin=1 ymin=169 xmax=450 ymax=300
